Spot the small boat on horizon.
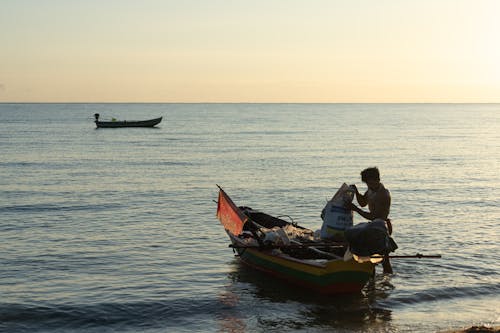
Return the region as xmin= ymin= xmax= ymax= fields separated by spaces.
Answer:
xmin=94 ymin=113 xmax=162 ymax=128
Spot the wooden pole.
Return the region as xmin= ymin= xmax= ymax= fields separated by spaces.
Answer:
xmin=229 ymin=243 xmax=345 ymax=249
xmin=371 ymin=253 xmax=442 ymax=259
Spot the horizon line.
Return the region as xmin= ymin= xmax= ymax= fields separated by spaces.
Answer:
xmin=1 ymin=101 xmax=500 ymax=105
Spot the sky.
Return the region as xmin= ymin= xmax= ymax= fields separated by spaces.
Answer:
xmin=1 ymin=0 xmax=499 ymax=103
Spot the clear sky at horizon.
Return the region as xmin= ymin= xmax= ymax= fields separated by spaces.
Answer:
xmin=1 ymin=0 xmax=499 ymax=103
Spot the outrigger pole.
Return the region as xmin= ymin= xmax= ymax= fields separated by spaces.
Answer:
xmin=372 ymin=253 xmax=442 ymax=259
xmin=230 ymin=245 xmax=441 ymax=259
xmin=229 ymin=243 xmax=345 ymax=249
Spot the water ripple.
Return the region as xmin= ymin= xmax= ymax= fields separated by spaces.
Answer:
xmin=378 ymin=283 xmax=500 ymax=307
xmin=0 ymin=298 xmax=233 ymax=332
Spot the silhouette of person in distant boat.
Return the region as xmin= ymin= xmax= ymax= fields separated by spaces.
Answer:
xmin=347 ymin=167 xmax=393 ymax=273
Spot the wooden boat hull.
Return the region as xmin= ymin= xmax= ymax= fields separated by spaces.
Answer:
xmin=217 ymin=188 xmax=375 ymax=294
xmin=95 ymin=117 xmax=162 ymax=128
xmin=231 ymin=235 xmax=374 ymax=294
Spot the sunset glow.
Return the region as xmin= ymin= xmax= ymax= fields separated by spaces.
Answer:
xmin=1 ymin=0 xmax=499 ymax=102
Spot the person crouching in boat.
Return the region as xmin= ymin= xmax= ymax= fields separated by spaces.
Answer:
xmin=346 ymin=167 xmax=393 ymax=274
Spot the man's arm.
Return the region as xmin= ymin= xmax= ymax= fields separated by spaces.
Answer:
xmin=347 ymin=203 xmax=375 ymax=220
xmin=352 ymin=185 xmax=368 ymax=207
xmin=347 ymin=191 xmax=390 ymax=220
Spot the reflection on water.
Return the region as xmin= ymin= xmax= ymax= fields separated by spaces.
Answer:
xmin=217 ymin=313 xmax=246 ymax=333
xmin=217 ymin=259 xmax=396 ymax=332
xmin=217 ymin=290 xmax=246 ymax=333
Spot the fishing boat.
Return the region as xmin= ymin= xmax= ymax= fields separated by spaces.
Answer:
xmin=94 ymin=113 xmax=162 ymax=128
xmin=216 ymin=187 xmax=377 ymax=294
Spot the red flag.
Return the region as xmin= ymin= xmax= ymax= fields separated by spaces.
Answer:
xmin=216 ymin=189 xmax=248 ymax=236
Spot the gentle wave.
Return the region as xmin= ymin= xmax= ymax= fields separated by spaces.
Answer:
xmin=0 ymin=298 xmax=230 ymax=332
xmin=0 ymin=203 xmax=123 ymax=213
xmin=377 ymin=283 xmax=500 ymax=307
xmin=124 ymin=161 xmax=195 ymax=166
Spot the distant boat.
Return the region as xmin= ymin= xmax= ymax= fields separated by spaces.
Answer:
xmin=94 ymin=113 xmax=162 ymax=128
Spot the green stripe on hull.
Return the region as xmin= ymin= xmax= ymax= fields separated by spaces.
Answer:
xmin=241 ymin=250 xmax=372 ymax=287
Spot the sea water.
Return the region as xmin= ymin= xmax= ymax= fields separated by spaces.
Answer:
xmin=0 ymin=103 xmax=498 ymax=333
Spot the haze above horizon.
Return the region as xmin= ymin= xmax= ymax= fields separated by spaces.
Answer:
xmin=1 ymin=1 xmax=499 ymax=103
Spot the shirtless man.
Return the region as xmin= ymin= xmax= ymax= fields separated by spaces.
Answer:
xmin=347 ymin=167 xmax=393 ymax=273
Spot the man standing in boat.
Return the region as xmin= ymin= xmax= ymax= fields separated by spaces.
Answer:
xmin=347 ymin=167 xmax=393 ymax=274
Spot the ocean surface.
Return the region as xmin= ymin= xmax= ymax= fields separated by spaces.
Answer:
xmin=0 ymin=103 xmax=498 ymax=333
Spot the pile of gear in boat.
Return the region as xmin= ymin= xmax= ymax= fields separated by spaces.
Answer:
xmin=236 ymin=184 xmax=398 ymax=263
